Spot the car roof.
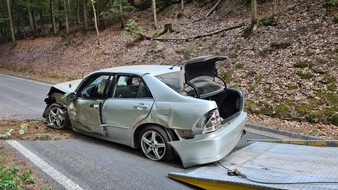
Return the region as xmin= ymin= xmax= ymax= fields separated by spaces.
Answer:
xmin=94 ymin=65 xmax=181 ymax=76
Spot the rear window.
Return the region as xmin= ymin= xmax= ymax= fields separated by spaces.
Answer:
xmin=156 ymin=71 xmax=224 ymax=97
xmin=185 ymin=76 xmax=223 ymax=96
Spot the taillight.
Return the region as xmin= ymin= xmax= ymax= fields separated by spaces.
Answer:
xmin=192 ymin=109 xmax=222 ymax=135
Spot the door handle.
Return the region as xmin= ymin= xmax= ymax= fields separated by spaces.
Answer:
xmin=134 ymin=104 xmax=149 ymax=110
xmin=89 ymin=104 xmax=99 ymax=109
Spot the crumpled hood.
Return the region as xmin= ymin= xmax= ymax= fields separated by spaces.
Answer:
xmin=49 ymin=79 xmax=82 ymax=94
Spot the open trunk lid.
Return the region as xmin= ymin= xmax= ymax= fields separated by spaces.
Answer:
xmin=181 ymin=55 xmax=228 ymax=98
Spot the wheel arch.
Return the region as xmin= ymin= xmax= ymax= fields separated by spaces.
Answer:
xmin=133 ymin=123 xmax=179 ymax=149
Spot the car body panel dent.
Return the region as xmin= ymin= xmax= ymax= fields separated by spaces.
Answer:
xmin=169 ymin=112 xmax=247 ymax=168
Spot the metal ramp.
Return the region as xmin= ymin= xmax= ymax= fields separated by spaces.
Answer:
xmin=169 ymin=141 xmax=338 ymax=190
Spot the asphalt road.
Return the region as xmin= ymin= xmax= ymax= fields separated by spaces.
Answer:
xmin=0 ymin=74 xmax=275 ymax=190
xmin=0 ymin=74 xmax=50 ymax=120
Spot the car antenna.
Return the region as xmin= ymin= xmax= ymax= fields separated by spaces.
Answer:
xmin=169 ymin=65 xmax=177 ymax=70
xmin=169 ymin=64 xmax=183 ymax=70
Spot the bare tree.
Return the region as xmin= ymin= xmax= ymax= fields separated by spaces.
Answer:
xmin=27 ymin=0 xmax=36 ymax=37
xmin=83 ymin=0 xmax=89 ymax=30
xmin=152 ymin=0 xmax=157 ymax=29
xmin=251 ymin=0 xmax=258 ymax=30
xmin=6 ymin=0 xmax=16 ymax=46
xmin=91 ymin=0 xmax=100 ymax=46
xmin=64 ymin=0 xmax=69 ymax=34
xmin=50 ymin=0 xmax=57 ymax=35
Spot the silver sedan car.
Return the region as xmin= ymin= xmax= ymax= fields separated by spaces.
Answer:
xmin=43 ymin=55 xmax=247 ymax=168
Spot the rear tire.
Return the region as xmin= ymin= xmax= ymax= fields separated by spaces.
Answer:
xmin=139 ymin=126 xmax=175 ymax=161
xmin=47 ymin=103 xmax=69 ymax=129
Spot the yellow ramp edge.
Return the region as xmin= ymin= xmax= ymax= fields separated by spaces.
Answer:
xmin=249 ymin=139 xmax=338 ymax=147
xmin=168 ymin=141 xmax=338 ymax=190
xmin=169 ymin=174 xmax=260 ymax=190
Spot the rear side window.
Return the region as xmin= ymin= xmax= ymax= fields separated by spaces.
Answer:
xmin=113 ymin=76 xmax=152 ymax=98
xmin=155 ymin=71 xmax=181 ymax=93
xmin=156 ymin=71 xmax=224 ymax=97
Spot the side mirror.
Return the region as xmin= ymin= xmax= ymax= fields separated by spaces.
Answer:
xmin=65 ymin=92 xmax=77 ymax=102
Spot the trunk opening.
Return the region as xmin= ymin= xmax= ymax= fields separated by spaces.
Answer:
xmin=208 ymin=88 xmax=244 ymax=123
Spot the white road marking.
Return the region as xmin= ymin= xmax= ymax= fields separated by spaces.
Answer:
xmin=6 ymin=140 xmax=84 ymax=190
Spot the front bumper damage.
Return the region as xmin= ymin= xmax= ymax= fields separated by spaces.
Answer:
xmin=169 ymin=112 xmax=247 ymax=168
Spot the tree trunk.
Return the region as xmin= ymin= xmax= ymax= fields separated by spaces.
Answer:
xmin=50 ymin=0 xmax=57 ymax=35
xmin=152 ymin=0 xmax=157 ymax=29
xmin=91 ymin=0 xmax=100 ymax=46
xmin=28 ymin=3 xmax=35 ymax=36
xmin=83 ymin=0 xmax=88 ymax=30
xmin=119 ymin=4 xmax=124 ymax=27
xmin=67 ymin=0 xmax=71 ymax=28
xmin=251 ymin=0 xmax=258 ymax=30
xmin=64 ymin=0 xmax=69 ymax=34
xmin=181 ymin=0 xmax=184 ymax=11
xmin=6 ymin=0 xmax=16 ymax=46
xmin=77 ymin=0 xmax=81 ymax=24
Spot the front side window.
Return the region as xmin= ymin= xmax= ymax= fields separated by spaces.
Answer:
xmin=78 ymin=75 xmax=111 ymax=99
xmin=113 ymin=75 xmax=151 ymax=98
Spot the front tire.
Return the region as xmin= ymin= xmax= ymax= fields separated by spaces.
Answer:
xmin=139 ymin=126 xmax=175 ymax=161
xmin=47 ymin=103 xmax=69 ymax=129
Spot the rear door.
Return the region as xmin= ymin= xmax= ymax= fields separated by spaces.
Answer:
xmin=101 ymin=75 xmax=154 ymax=141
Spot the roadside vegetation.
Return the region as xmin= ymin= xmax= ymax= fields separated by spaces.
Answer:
xmin=0 ymin=120 xmax=77 ymax=190
xmin=0 ymin=144 xmax=51 ymax=190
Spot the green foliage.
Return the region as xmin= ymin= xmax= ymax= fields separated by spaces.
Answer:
xmin=235 ymin=63 xmax=243 ymax=69
xmin=334 ymin=17 xmax=338 ymax=24
xmin=325 ymin=0 xmax=337 ymax=6
xmin=255 ymin=75 xmax=263 ymax=83
xmin=273 ymin=103 xmax=292 ymax=119
xmin=0 ymin=129 xmax=14 ymax=139
xmin=175 ymin=49 xmax=192 ymax=60
xmin=0 ymin=165 xmax=36 ymax=190
xmin=321 ymin=75 xmax=336 ymax=84
xmin=293 ymin=61 xmax=313 ymax=68
xmin=20 ymin=170 xmax=36 ymax=185
xmin=36 ymin=134 xmax=52 ymax=141
xmin=312 ymin=69 xmax=326 ymax=75
xmin=260 ymin=17 xmax=277 ymax=26
xmin=296 ymin=71 xmax=313 ymax=79
xmin=220 ymin=70 xmax=233 ymax=82
xmin=123 ymin=19 xmax=144 ymax=39
xmin=105 ymin=0 xmax=136 ymax=25
xmin=19 ymin=123 xmax=29 ymax=135
xmin=0 ymin=166 xmax=19 ymax=190
xmin=242 ymin=25 xmax=254 ymax=39
xmin=287 ymin=85 xmax=298 ymax=90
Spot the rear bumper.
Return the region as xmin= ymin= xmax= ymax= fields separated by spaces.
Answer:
xmin=169 ymin=112 xmax=247 ymax=168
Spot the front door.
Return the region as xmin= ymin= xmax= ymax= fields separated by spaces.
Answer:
xmin=68 ymin=74 xmax=112 ymax=135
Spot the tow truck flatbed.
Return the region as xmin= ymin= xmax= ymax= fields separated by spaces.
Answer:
xmin=169 ymin=141 xmax=338 ymax=190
